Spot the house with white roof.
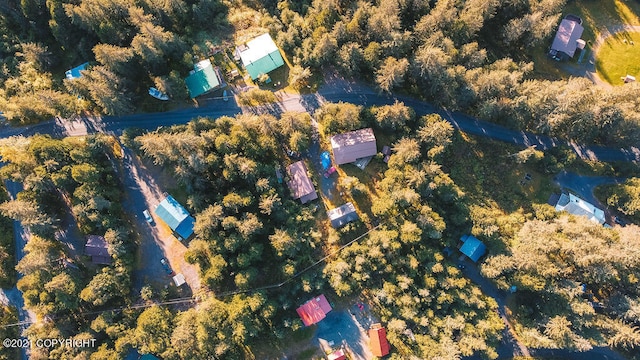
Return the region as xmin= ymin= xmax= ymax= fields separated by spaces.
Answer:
xmin=554 ymin=193 xmax=605 ymax=224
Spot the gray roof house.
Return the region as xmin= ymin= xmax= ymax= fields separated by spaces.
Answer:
xmin=554 ymin=193 xmax=605 ymax=224
xmin=550 ymin=17 xmax=584 ymax=59
xmin=327 ymin=202 xmax=359 ymax=228
xmin=330 ymin=128 xmax=377 ymax=165
xmin=85 ymin=235 xmax=111 ymax=265
xmin=287 ymin=161 xmax=318 ymax=204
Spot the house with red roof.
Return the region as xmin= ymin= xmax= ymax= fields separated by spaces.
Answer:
xmin=296 ymin=294 xmax=332 ymax=326
xmin=369 ymin=323 xmax=390 ymax=357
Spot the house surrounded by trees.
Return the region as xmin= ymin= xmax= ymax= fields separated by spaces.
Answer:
xmin=286 ymin=161 xmax=317 ymax=204
xmin=185 ymin=59 xmax=222 ymax=98
xmin=330 ymin=128 xmax=377 ymax=165
xmin=235 ymin=33 xmax=285 ymax=80
xmin=549 ymin=16 xmax=585 ymax=60
xmin=154 ymin=195 xmax=195 ymax=241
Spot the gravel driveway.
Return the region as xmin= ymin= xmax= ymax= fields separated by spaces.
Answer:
xmin=120 ymin=145 xmax=200 ymax=295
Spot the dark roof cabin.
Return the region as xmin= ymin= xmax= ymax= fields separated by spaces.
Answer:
xmin=286 ymin=161 xmax=318 ymax=204
xmin=85 ymin=235 xmax=111 ymax=265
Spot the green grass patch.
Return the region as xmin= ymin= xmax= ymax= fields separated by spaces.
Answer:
xmin=596 ymin=31 xmax=640 ymax=84
xmin=564 ymin=0 xmax=640 ymax=44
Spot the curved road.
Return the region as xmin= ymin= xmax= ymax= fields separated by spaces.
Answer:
xmin=0 ymin=83 xmax=638 ymax=163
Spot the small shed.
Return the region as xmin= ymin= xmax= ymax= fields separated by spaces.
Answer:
xmin=369 ymin=323 xmax=390 ymax=357
xmin=296 ymin=294 xmax=332 ymax=326
xmin=172 ymin=273 xmax=186 ymax=287
xmin=286 ymin=161 xmax=318 ymax=204
xmin=459 ymin=234 xmax=486 ymax=262
xmin=235 ymin=33 xmax=285 ymax=80
xmin=65 ymin=62 xmax=89 ymax=80
xmin=154 ymin=195 xmax=195 ymax=241
xmin=331 ymin=128 xmax=377 ymax=165
xmin=185 ymin=59 xmax=222 ymax=98
xmin=85 ymin=235 xmax=111 ymax=265
xmin=327 ymin=202 xmax=359 ymax=228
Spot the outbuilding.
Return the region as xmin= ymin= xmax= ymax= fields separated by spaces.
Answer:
xmin=327 ymin=202 xmax=359 ymax=228
xmin=154 ymin=195 xmax=195 ymax=241
xmin=330 ymin=128 xmax=377 ymax=165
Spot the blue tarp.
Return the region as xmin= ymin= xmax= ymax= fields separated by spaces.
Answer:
xmin=65 ymin=62 xmax=89 ymax=79
xmin=321 ymin=151 xmax=331 ymax=170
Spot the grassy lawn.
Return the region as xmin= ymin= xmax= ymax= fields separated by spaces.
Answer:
xmin=595 ymin=31 xmax=640 ymax=84
xmin=564 ymin=0 xmax=640 ymax=43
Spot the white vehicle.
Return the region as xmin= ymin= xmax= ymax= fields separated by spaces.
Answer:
xmin=143 ymin=210 xmax=153 ymax=223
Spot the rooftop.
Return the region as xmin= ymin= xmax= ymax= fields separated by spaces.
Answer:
xmin=85 ymin=235 xmax=111 ymax=265
xmin=327 ymin=202 xmax=359 ymax=228
xmin=236 ymin=33 xmax=285 ymax=80
xmin=460 ymin=234 xmax=486 ymax=262
xmin=185 ymin=59 xmax=221 ymax=98
xmin=550 ymin=18 xmax=584 ymax=58
xmin=65 ymin=62 xmax=89 ymax=80
xmin=154 ymin=195 xmax=195 ymax=240
xmin=555 ymin=193 xmax=605 ymax=224
xmin=330 ymin=128 xmax=377 ymax=165
xmin=296 ymin=294 xmax=332 ymax=326
xmin=286 ymin=161 xmax=318 ymax=204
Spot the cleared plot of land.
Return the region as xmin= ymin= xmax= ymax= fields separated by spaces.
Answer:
xmin=596 ymin=31 xmax=640 ymax=84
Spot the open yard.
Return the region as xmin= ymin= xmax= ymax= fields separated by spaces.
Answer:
xmin=595 ymin=31 xmax=640 ymax=84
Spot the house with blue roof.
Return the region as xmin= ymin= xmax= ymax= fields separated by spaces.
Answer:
xmin=154 ymin=195 xmax=195 ymax=241
xmin=65 ymin=62 xmax=89 ymax=79
xmin=459 ymin=234 xmax=486 ymax=262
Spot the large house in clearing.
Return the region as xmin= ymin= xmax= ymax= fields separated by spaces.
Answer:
xmin=286 ymin=161 xmax=318 ymax=204
xmin=554 ymin=192 xmax=605 ymax=224
xmin=235 ymin=33 xmax=285 ymax=80
xmin=185 ymin=59 xmax=222 ymax=98
xmin=154 ymin=195 xmax=195 ymax=241
xmin=330 ymin=128 xmax=377 ymax=165
xmin=549 ymin=16 xmax=585 ymax=60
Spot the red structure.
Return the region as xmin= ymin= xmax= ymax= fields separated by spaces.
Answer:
xmin=296 ymin=294 xmax=332 ymax=326
xmin=369 ymin=323 xmax=390 ymax=357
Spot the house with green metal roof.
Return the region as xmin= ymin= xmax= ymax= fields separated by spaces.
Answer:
xmin=139 ymin=355 xmax=159 ymax=360
xmin=154 ymin=195 xmax=195 ymax=241
xmin=459 ymin=234 xmax=486 ymax=262
xmin=185 ymin=59 xmax=222 ymax=98
xmin=235 ymin=33 xmax=285 ymax=80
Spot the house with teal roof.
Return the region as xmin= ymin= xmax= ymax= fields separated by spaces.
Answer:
xmin=235 ymin=33 xmax=285 ymax=80
xmin=185 ymin=59 xmax=222 ymax=98
xmin=459 ymin=234 xmax=486 ymax=262
xmin=154 ymin=195 xmax=195 ymax=241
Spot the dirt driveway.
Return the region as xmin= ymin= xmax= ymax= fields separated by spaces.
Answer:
xmin=314 ymin=306 xmax=375 ymax=360
xmin=120 ymin=145 xmax=200 ymax=294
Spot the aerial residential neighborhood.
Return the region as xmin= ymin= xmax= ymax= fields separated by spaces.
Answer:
xmin=0 ymin=1 xmax=640 ymax=360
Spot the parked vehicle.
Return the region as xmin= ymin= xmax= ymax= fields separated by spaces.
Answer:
xmin=324 ymin=166 xmax=337 ymax=178
xmin=143 ymin=210 xmax=153 ymax=223
xmin=160 ymin=258 xmax=174 ymax=276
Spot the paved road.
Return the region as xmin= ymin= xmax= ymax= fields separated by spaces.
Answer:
xmin=0 ymin=83 xmax=638 ymax=163
xmin=0 ymin=180 xmax=34 ymax=360
xmin=460 ymin=258 xmax=628 ymax=360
